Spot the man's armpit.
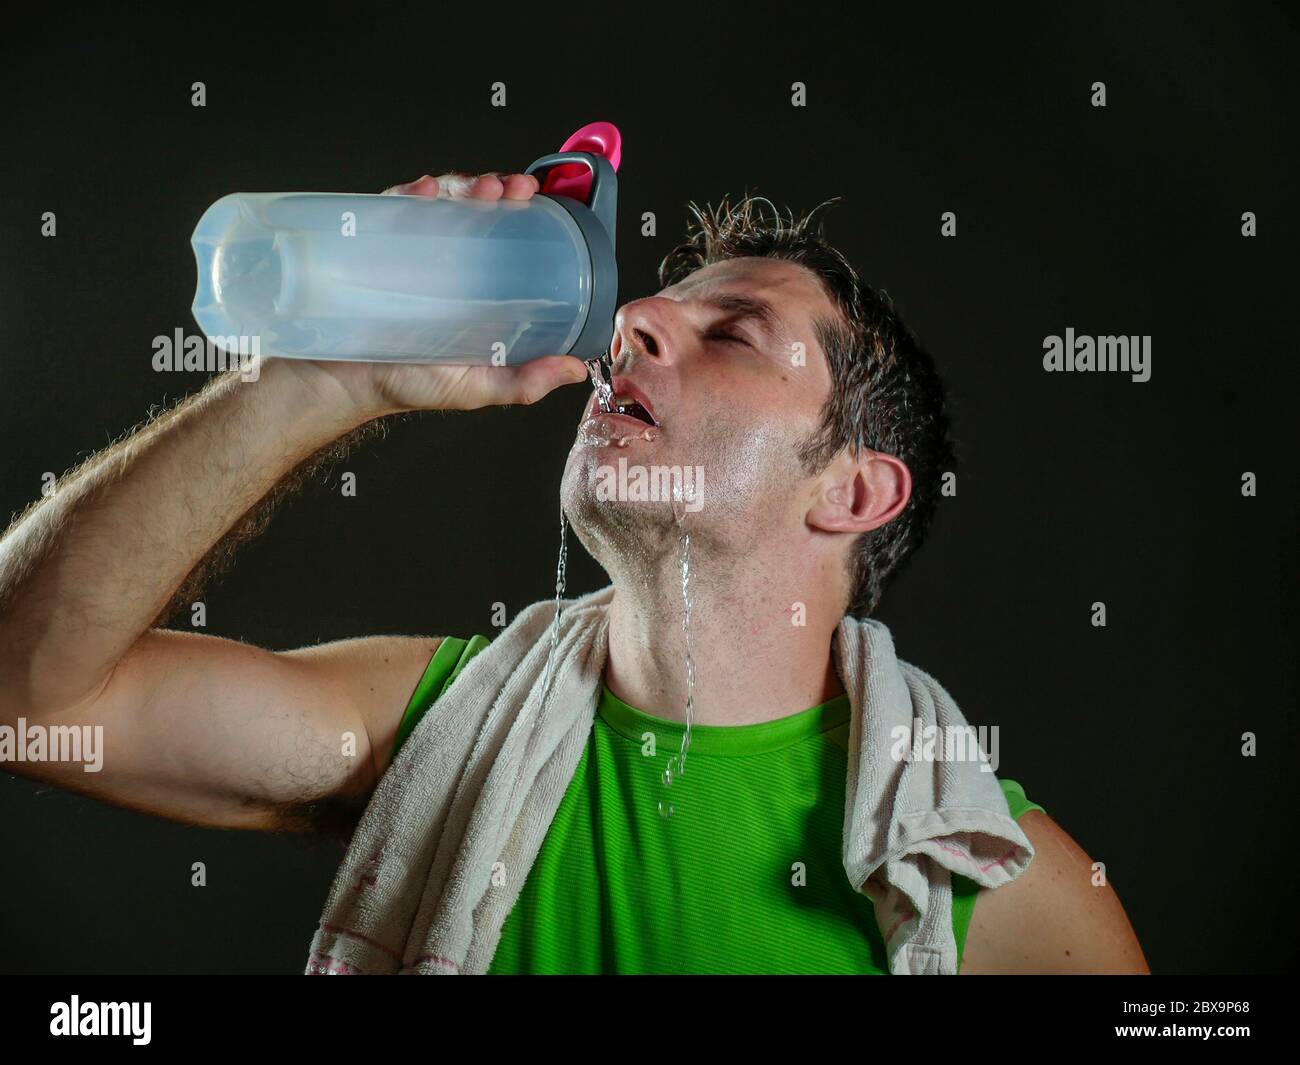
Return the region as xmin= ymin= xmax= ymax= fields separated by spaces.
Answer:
xmin=264 ymin=792 xmax=368 ymax=843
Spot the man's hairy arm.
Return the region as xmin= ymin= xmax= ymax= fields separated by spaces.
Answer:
xmin=0 ymin=360 xmax=437 ymax=833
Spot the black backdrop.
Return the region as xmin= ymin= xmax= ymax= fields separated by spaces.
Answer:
xmin=1 ymin=3 xmax=1296 ymax=974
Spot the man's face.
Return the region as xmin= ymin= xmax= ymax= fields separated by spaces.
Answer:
xmin=561 ymin=256 xmax=842 ymax=572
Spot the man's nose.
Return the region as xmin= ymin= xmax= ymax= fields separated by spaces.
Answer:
xmin=612 ymin=297 xmax=677 ymax=367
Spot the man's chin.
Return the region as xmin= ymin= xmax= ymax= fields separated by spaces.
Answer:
xmin=561 ymin=466 xmax=684 ymax=566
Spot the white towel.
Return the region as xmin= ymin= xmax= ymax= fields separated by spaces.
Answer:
xmin=305 ymin=583 xmax=1034 ymax=975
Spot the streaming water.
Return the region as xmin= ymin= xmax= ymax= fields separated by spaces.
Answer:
xmin=567 ymin=355 xmax=699 ymax=821
xmin=658 ymin=502 xmax=696 ymax=819
xmin=537 ymin=350 xmax=611 ymax=713
xmin=537 ymin=501 xmax=570 ymax=717
xmin=502 ymin=500 xmax=568 ymax=834
xmin=585 ymin=351 xmax=616 ymax=413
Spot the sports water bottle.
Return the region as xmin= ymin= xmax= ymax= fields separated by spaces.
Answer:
xmin=190 ymin=122 xmax=619 ymax=366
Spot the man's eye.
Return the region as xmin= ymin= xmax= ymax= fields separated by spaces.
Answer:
xmin=707 ymin=330 xmax=751 ymax=347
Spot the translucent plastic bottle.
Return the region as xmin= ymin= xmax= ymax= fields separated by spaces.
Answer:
xmin=190 ymin=136 xmax=618 ymax=366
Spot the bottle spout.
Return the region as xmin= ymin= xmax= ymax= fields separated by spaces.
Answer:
xmin=541 ymin=121 xmax=621 ymax=203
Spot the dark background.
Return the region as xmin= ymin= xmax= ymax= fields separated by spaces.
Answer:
xmin=1 ymin=3 xmax=1296 ymax=974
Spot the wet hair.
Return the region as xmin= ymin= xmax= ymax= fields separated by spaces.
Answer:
xmin=657 ymin=196 xmax=956 ymax=617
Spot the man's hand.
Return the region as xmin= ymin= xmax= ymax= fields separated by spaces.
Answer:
xmin=282 ymin=169 xmax=591 ymax=420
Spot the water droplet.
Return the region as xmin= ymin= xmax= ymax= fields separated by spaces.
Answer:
xmin=658 ymin=800 xmax=676 ymax=819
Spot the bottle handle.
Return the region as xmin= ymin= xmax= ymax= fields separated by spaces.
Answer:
xmin=524 ymin=151 xmax=617 ymax=249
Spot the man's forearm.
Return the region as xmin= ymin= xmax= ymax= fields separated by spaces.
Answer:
xmin=0 ymin=359 xmax=379 ymax=717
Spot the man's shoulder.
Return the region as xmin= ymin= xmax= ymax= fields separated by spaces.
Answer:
xmin=960 ymin=810 xmax=1150 ymax=974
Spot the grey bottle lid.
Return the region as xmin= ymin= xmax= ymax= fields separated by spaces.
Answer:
xmin=524 ymin=151 xmax=618 ymax=361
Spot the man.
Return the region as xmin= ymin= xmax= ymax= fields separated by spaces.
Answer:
xmin=0 ymin=169 xmax=1148 ymax=974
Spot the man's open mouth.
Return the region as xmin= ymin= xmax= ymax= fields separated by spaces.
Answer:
xmin=610 ymin=394 xmax=657 ymax=426
xmin=588 ymin=378 xmax=660 ymax=427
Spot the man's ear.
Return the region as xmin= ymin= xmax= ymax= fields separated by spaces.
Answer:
xmin=805 ymin=450 xmax=911 ymax=535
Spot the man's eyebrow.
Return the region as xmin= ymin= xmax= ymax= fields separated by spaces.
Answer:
xmin=696 ymin=291 xmax=790 ymax=345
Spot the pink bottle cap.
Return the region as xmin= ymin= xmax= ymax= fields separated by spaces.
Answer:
xmin=540 ymin=121 xmax=621 ymax=203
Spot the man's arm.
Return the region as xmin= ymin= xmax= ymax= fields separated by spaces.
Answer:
xmin=7 ymin=628 xmax=443 ymax=835
xmin=960 ymin=810 xmax=1151 ymax=974
xmin=0 ymin=358 xmax=436 ymax=832
xmin=0 ymin=169 xmax=588 ymax=834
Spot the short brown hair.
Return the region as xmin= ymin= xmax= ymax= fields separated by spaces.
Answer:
xmin=658 ymin=195 xmax=955 ymax=617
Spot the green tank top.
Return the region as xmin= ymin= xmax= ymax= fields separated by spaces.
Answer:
xmin=394 ymin=635 xmax=1046 ymax=974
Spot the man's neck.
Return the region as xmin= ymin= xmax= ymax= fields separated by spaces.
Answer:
xmin=602 ymin=557 xmax=846 ymax=727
